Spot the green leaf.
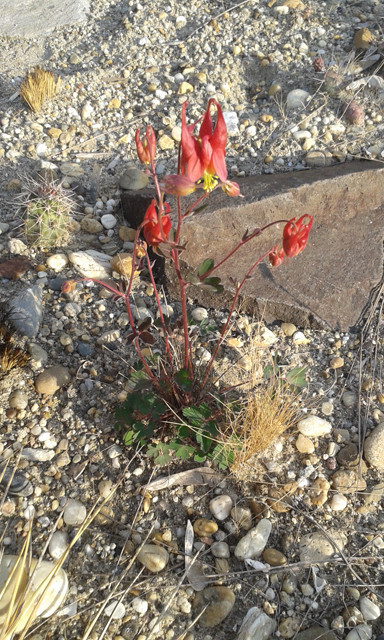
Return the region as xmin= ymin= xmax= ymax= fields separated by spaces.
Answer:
xmin=199 ymin=276 xmax=224 ymax=293
xmin=193 ymin=451 xmax=207 ymax=463
xmin=182 ymin=406 xmax=205 ymax=426
xmin=175 ymin=368 xmax=193 ymax=393
xmin=186 ymin=273 xmax=201 ymax=285
xmin=263 ymin=363 xmax=278 ymax=380
xmin=122 ymin=429 xmax=136 ymax=446
xmin=286 ymin=366 xmax=307 ymax=389
xmin=175 ymin=444 xmax=195 ymax=460
xmin=197 ymin=258 xmax=214 ymax=277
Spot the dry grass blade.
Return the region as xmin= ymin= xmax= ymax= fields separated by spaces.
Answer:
xmin=19 ymin=67 xmax=61 ymax=113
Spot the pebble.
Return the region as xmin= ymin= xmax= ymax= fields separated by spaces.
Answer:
xmin=237 ymin=606 xmax=276 ymax=640
xmin=330 ymin=356 xmax=344 ymax=369
xmin=299 ymin=529 xmax=347 ymax=562
xmin=131 ymin=597 xmax=148 ymax=615
xmin=210 ymin=541 xmax=230 ymax=558
xmin=119 ymin=167 xmax=149 ymax=190
xmin=297 ymin=415 xmax=332 ymax=437
xmin=191 ymin=307 xmax=208 ymax=322
xmin=353 ymin=27 xmax=373 ymax=49
xmin=49 ymin=531 xmax=69 ymax=560
xmin=359 ymin=597 xmax=380 ymax=621
xmin=231 ymin=506 xmax=253 ymax=530
xmin=193 ymin=518 xmax=218 ymax=537
xmin=281 ymin=322 xmax=296 ymax=337
xmin=60 ymin=162 xmax=84 ymax=177
xmin=81 ymin=218 xmax=103 ymax=234
xmin=364 ymin=422 xmax=384 ymax=470
xmin=209 ymin=495 xmax=233 ymax=520
xmin=286 ymin=89 xmax=310 ymax=111
xmin=77 ymin=342 xmax=94 ymax=357
xmin=292 ymin=331 xmax=309 ymax=345
xmin=332 ymin=469 xmax=366 ymax=494
xmin=0 ymin=464 xmax=33 ymax=497
xmin=223 ymin=111 xmax=239 ymax=134
xmin=234 ymin=518 xmax=272 ymax=560
xmin=295 ymin=627 xmax=337 ymax=640
xmin=21 ymin=448 xmax=55 ymax=462
xmin=68 ymin=249 xmax=112 ymax=278
xmin=330 ymin=494 xmax=348 ymax=511
xmin=8 ymin=284 xmax=43 ymax=338
xmin=107 ymin=444 xmax=122 ymax=459
xmin=295 ymin=434 xmax=315 ymax=454
xmin=63 ymin=499 xmax=87 ymax=526
xmin=193 ymin=586 xmax=235 ymax=627
xmin=104 ymin=601 xmax=126 ymax=619
xmin=345 ymin=625 xmax=372 ymax=640
xmin=342 ymin=390 xmax=357 ymax=409
xmin=35 ymin=366 xmax=71 ymax=395
xmin=9 ymin=390 xmax=28 ymax=410
xmin=321 ymin=402 xmax=334 ymax=416
xmin=137 ymin=544 xmax=169 ymax=572
xmin=262 ymin=548 xmax=287 ymax=566
xmin=101 ymin=214 xmax=117 ymax=230
xmin=279 ymin=617 xmax=301 ymax=639
xmin=46 ymin=254 xmax=69 ymax=271
xmin=98 ymin=479 xmax=114 ymax=499
xmin=305 ymin=151 xmax=333 ymax=168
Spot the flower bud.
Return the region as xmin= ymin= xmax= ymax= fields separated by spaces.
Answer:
xmin=135 ymin=125 xmax=156 ymax=164
xmin=221 ymin=180 xmax=241 ymax=197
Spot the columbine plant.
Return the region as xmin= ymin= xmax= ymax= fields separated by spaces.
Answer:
xmin=65 ymin=99 xmax=313 ymax=467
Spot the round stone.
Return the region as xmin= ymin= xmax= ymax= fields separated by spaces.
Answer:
xmin=98 ymin=479 xmax=114 ymax=499
xmin=104 ymin=601 xmax=125 ymax=619
xmin=210 ymin=541 xmax=230 ymax=558
xmin=35 ymin=366 xmax=71 ymax=395
xmin=209 ymin=495 xmax=233 ymax=520
xmin=191 ymin=307 xmax=208 ymax=322
xmin=119 ymin=167 xmax=149 ymax=191
xmin=364 ymin=422 xmax=384 ymax=470
xmin=63 ymin=499 xmax=87 ymax=526
xmin=193 ymin=518 xmax=218 ymax=537
xmin=292 ymin=331 xmax=309 ymax=345
xmin=332 ymin=470 xmax=366 ymax=494
xmin=46 ymin=254 xmax=68 ymax=271
xmin=330 ymin=356 xmax=344 ymax=369
xmin=359 ymin=596 xmax=380 ymax=621
xmin=345 ymin=625 xmax=372 ymax=640
xmin=330 ymin=494 xmax=348 ymax=511
xmin=131 ymin=597 xmax=148 ymax=615
xmin=8 ymin=390 xmax=28 ymax=410
xmin=101 ymin=214 xmax=117 ymax=230
xmin=286 ymin=89 xmax=310 ymax=111
xmin=279 ymin=617 xmax=301 ymax=639
xmin=262 ymin=548 xmax=287 ymax=566
xmin=81 ymin=218 xmax=103 ymax=234
xmin=137 ymin=544 xmax=169 ymax=572
xmin=297 ymin=415 xmax=332 ymax=437
xmin=342 ymin=390 xmax=357 ymax=408
xmin=281 ymin=322 xmax=296 ymax=336
xmin=230 ymin=506 xmax=252 ymax=530
xmin=49 ymin=531 xmax=69 ymax=560
xmin=234 ymin=518 xmax=272 ymax=560
xmin=193 ymin=586 xmax=235 ymax=628
xmin=295 ymin=434 xmax=315 ymax=454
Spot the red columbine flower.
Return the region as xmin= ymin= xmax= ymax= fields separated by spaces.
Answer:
xmin=135 ymin=125 xmax=156 ymax=165
xmin=269 ymin=245 xmax=285 ymax=267
xmin=143 ymin=200 xmax=171 ymax=248
xmin=160 ymin=174 xmax=197 ymax=197
xmin=283 ymin=215 xmax=313 ymax=258
xmin=181 ymin=99 xmax=227 ymax=191
xmin=221 ymin=180 xmax=241 ymax=197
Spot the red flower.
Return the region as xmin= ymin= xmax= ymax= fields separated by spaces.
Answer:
xmin=283 ymin=215 xmax=313 ymax=258
xmin=181 ymin=99 xmax=227 ymax=190
xmin=269 ymin=245 xmax=285 ymax=267
xmin=135 ymin=125 xmax=156 ymax=165
xmin=143 ymin=200 xmax=171 ymax=247
xmin=221 ymin=180 xmax=241 ymax=197
xmin=160 ymin=174 xmax=197 ymax=197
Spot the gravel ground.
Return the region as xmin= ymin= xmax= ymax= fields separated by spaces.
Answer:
xmin=0 ymin=1 xmax=384 ymax=639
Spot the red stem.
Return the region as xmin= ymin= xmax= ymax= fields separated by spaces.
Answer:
xmin=145 ymin=252 xmax=173 ymax=371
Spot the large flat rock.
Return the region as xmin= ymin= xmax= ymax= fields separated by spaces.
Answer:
xmin=0 ymin=0 xmax=89 ymax=37
xmin=165 ymin=162 xmax=384 ymax=330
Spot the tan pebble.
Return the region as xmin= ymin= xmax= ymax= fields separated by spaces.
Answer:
xmin=353 ymin=27 xmax=373 ymax=49
xmin=267 ymin=488 xmax=291 ymax=513
xmin=281 ymin=322 xmax=296 ymax=337
xmin=178 ymin=81 xmax=194 ymax=95
xmin=295 ymin=434 xmax=315 ymax=454
xmin=81 ymin=218 xmax=103 ymax=234
xmin=35 ymin=366 xmax=71 ymax=395
xmin=264 ymin=155 xmax=274 ymax=164
xmin=48 ymin=127 xmax=62 ymax=139
xmin=231 ymin=506 xmax=252 ymax=530
xmin=268 ymin=83 xmax=282 ymax=96
xmin=193 ymin=586 xmax=235 ymax=628
xmin=332 ymin=469 xmax=366 ymax=494
xmin=157 ymin=134 xmax=174 ymax=150
xmin=215 ymin=558 xmax=229 ymax=574
xmin=260 ymin=114 xmax=273 ymax=123
xmin=118 ymin=226 xmax=136 ymax=242
xmin=193 ymin=518 xmax=218 ymax=537
xmin=171 ymin=126 xmax=181 ymax=142
xmin=262 ymin=548 xmax=287 ymax=566
xmin=278 ymin=616 xmax=301 ymax=639
xmin=108 ymin=98 xmax=121 ymax=109
xmin=137 ymin=544 xmax=169 ymax=572
xmin=110 ymin=253 xmax=140 ymax=278
xmin=283 ymin=0 xmax=305 ymax=7
xmin=330 ymin=356 xmax=344 ymax=369
xmin=309 ymin=477 xmax=330 ymax=506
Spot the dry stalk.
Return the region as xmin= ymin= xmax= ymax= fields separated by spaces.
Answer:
xmin=19 ymin=68 xmax=61 ymax=113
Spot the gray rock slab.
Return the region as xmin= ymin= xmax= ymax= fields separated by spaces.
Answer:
xmin=165 ymin=162 xmax=384 ymax=330
xmin=8 ymin=284 xmax=43 ymax=338
xmin=0 ymin=0 xmax=89 ymax=37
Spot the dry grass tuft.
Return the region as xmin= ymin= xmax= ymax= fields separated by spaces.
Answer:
xmin=19 ymin=68 xmax=61 ymax=113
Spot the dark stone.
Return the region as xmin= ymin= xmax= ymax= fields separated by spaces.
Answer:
xmin=8 ymin=284 xmax=43 ymax=338
xmin=120 ymin=188 xmax=153 ymax=229
xmin=48 ymin=278 xmax=68 ymax=291
xmin=295 ymin=626 xmax=337 ymax=640
xmin=164 ymin=161 xmax=384 ymax=330
xmin=77 ymin=342 xmax=94 ymax=357
xmin=0 ymin=464 xmax=34 ymax=497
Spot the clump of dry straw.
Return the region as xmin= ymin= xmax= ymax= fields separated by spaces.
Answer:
xmin=19 ymin=67 xmax=61 ymax=112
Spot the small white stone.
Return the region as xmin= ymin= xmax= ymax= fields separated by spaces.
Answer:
xmin=223 ymin=111 xmax=239 ymax=134
xmin=274 ymin=4 xmax=289 ymax=14
xmin=101 ymin=214 xmax=117 ymax=230
xmin=209 ymin=495 xmax=233 ymax=520
xmin=49 ymin=531 xmax=69 ymax=560
xmin=131 ymin=597 xmax=148 ymax=615
xmin=292 ymin=331 xmax=309 ymax=345
xmin=286 ymin=89 xmax=311 ymax=111
xmin=107 ymin=444 xmax=122 ymax=459
xmin=234 ymin=519 xmax=272 ymax=560
xmin=191 ymin=307 xmax=208 ymax=322
xmin=293 ymin=130 xmax=311 ymax=141
xmin=98 ymin=479 xmax=114 ymax=499
xmin=104 ymin=601 xmax=126 ymax=619
xmin=297 ymin=415 xmax=332 ymax=437
xmin=260 ymin=327 xmax=277 ymax=345
xmin=46 ymin=254 xmax=68 ymax=271
xmin=330 ymin=493 xmax=348 ymax=511
xmin=345 ymin=625 xmax=372 ymax=640
xmin=63 ymin=499 xmax=87 ymax=526
xmin=359 ymin=596 xmax=380 ymax=621
xmin=237 ymin=607 xmax=276 ymax=640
